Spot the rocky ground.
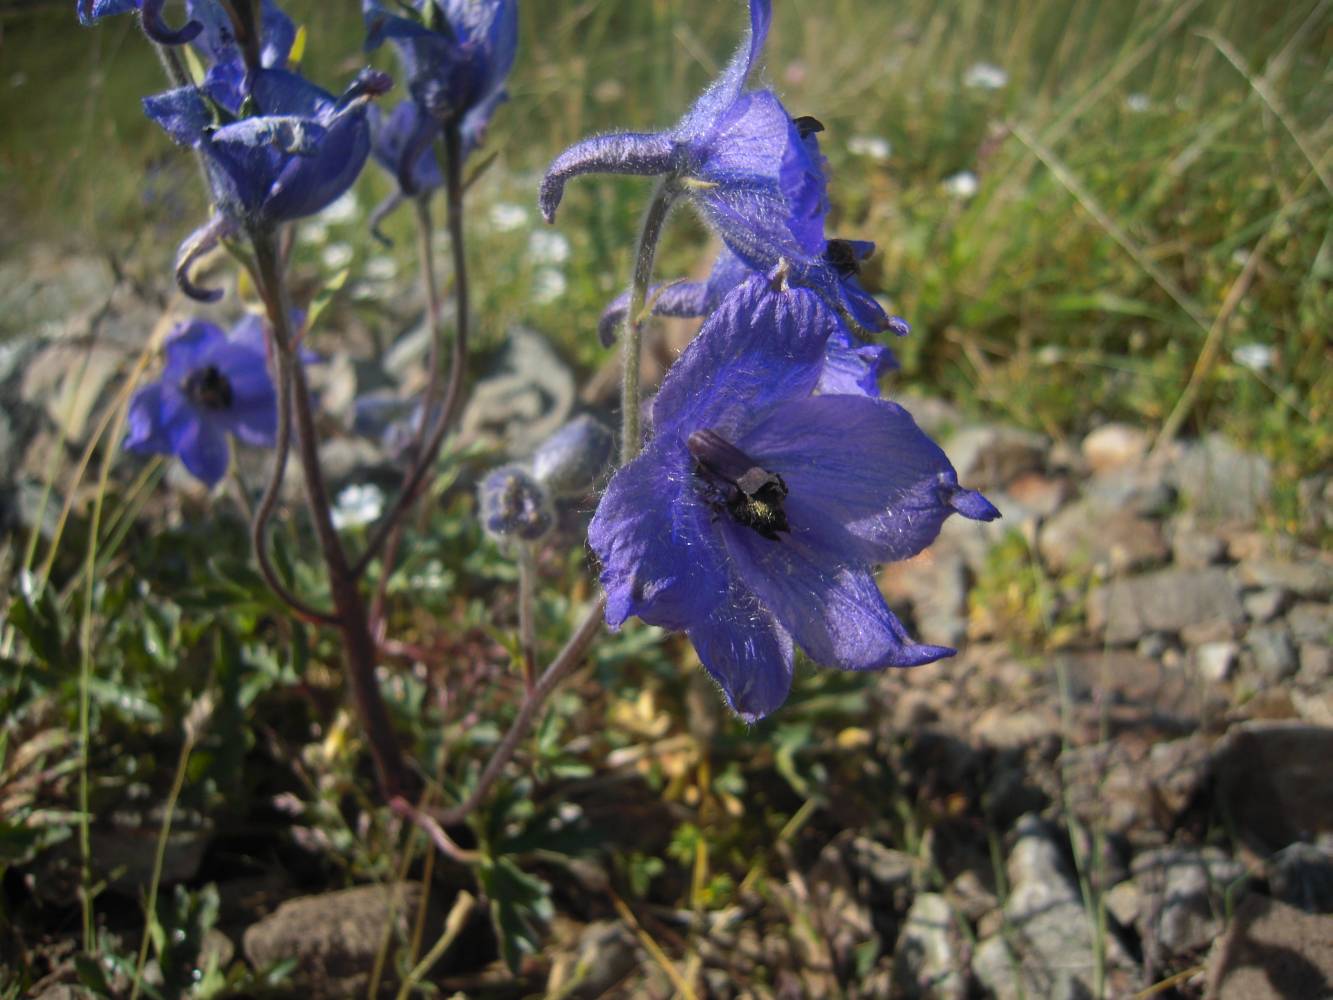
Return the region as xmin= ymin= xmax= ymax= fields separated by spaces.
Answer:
xmin=2 ymin=250 xmax=1330 ymax=999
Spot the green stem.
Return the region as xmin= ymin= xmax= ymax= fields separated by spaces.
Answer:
xmin=517 ymin=544 xmax=538 ymax=689
xmin=620 ymin=180 xmax=677 ymax=464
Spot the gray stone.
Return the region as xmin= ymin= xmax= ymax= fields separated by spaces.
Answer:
xmin=460 ymin=326 xmax=575 ymax=454
xmin=1039 ymin=498 xmax=1168 ymax=575
xmin=1205 ymin=895 xmax=1333 ymax=1000
xmin=1245 ymin=625 xmax=1298 ymax=682
xmin=1172 ymin=523 xmax=1227 ymax=569
xmin=892 ymin=893 xmax=965 ymax=999
xmin=1288 ymin=602 xmax=1333 ymax=645
xmin=1299 ymin=643 xmax=1332 ymax=685
xmin=943 ymin=425 xmax=1047 ymax=490
xmin=243 ymin=882 xmax=446 ymax=999
xmin=973 ymin=815 xmax=1131 ymax=1000
xmin=0 ymin=252 xmax=115 ymax=341
xmin=1169 ymin=433 xmax=1272 ymax=523
xmin=1083 ymin=466 xmax=1177 ymax=518
xmin=1266 ymin=842 xmax=1333 ymax=913
xmin=1237 ymin=558 xmax=1333 ymax=600
xmin=1088 ymin=568 xmax=1244 ymax=645
xmin=1243 ymin=588 xmax=1287 ymax=624
xmin=545 ymin=920 xmax=638 ymax=999
xmin=1104 ymin=880 xmax=1142 ymax=928
xmin=1194 ymin=641 xmax=1239 ymax=683
xmin=908 ymin=549 xmax=969 ymax=647
xmin=1297 ymin=474 xmax=1333 ymax=536
xmin=1082 ymin=423 xmax=1149 ymax=475
xmin=1006 ymin=471 xmax=1074 ymax=518
xmin=1181 ymin=617 xmax=1240 ymax=646
xmin=1211 ymin=721 xmax=1333 ymax=851
xmin=1132 ymin=847 xmax=1249 ymax=958
xmin=22 ymin=342 xmax=124 ymax=444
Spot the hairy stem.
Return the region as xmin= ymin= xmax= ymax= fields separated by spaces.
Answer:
xmin=433 ymin=598 xmax=605 ymax=827
xmin=620 ymin=180 xmax=677 ymax=464
xmin=355 ymin=125 xmax=470 ymax=579
xmin=251 ymin=229 xmax=408 ymax=798
xmin=517 ymin=544 xmax=538 ymax=689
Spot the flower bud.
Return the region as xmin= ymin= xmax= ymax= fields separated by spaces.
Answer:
xmin=478 ymin=465 xmax=554 ymax=542
xmin=531 ymin=415 xmax=614 ymax=497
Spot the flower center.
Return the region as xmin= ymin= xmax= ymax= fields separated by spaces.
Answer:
xmin=182 ymin=365 xmax=234 ymax=411
xmin=824 ymin=238 xmax=861 ymax=277
xmin=687 ymin=428 xmax=789 ymax=541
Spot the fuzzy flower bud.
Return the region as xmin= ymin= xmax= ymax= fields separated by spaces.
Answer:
xmin=531 ymin=415 xmax=615 ymax=498
xmin=479 ymin=465 xmax=554 ymax=543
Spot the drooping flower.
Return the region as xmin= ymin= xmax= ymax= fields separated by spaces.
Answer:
xmin=479 ymin=465 xmax=554 ymax=543
xmin=531 ymin=415 xmax=615 ymax=498
xmin=144 ymin=64 xmax=392 ymax=300
xmin=588 ymin=274 xmax=998 ymax=721
xmin=362 ymin=0 xmax=517 ymax=152
xmin=77 ymin=0 xmax=203 ymax=45
xmin=541 ymin=0 xmax=871 ymax=320
xmin=596 ymin=244 xmax=909 ymax=396
xmin=367 ymin=100 xmax=445 ymax=241
xmin=124 ymin=315 xmax=283 ymax=488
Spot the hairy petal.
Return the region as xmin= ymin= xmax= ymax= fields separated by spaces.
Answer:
xmin=141 ymin=0 xmax=203 ymax=44
xmin=173 ymin=215 xmax=233 ymax=303
xmin=687 ymin=584 xmax=794 ymax=723
xmin=162 ymin=319 xmax=229 ymax=380
xmin=172 ymin=415 xmax=230 ymax=488
xmin=724 ymin=523 xmax=955 ymax=671
xmin=817 ymin=325 xmax=897 ymax=396
xmin=675 ymin=0 xmax=773 ymax=141
xmin=539 ymin=131 xmax=675 ymax=223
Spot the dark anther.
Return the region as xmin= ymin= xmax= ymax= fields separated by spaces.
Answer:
xmin=183 ymin=365 xmax=234 ymax=410
xmin=793 ymin=115 xmax=825 ymax=139
xmin=824 ymin=238 xmax=860 ymax=277
xmin=688 ymin=428 xmax=790 ymax=541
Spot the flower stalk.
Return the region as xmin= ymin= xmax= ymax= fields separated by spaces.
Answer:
xmin=620 ymin=179 xmax=677 ymax=464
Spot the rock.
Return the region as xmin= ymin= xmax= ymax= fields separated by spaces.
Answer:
xmin=972 ymin=704 xmax=1060 ymax=750
xmin=1245 ymin=625 xmax=1298 ymax=682
xmin=1083 ymin=465 xmax=1176 ymax=518
xmin=892 ymin=893 xmax=966 ymax=999
xmin=807 ymin=835 xmax=880 ymax=977
xmin=21 ymin=342 xmax=124 ymax=444
xmin=545 ymin=920 xmax=638 ymax=999
xmin=1104 ymin=879 xmax=1142 ymax=927
xmin=242 ymin=882 xmax=446 ymax=998
xmin=460 ymin=326 xmax=575 ymax=454
xmin=1038 ymin=498 xmax=1168 ymax=575
xmin=1088 ymin=568 xmax=1244 ymax=645
xmin=1006 ymin=471 xmax=1074 ymax=518
xmin=1082 ymin=423 xmax=1149 ymax=475
xmin=0 ymin=251 xmax=114 ymax=342
xmin=973 ymin=815 xmax=1131 ymax=1000
xmin=1171 ymin=522 xmax=1227 ymax=569
xmin=1299 ymin=644 xmax=1332 ymax=685
xmin=1205 ymin=895 xmax=1333 ymax=1000
xmin=1287 ymin=602 xmax=1332 ymax=645
xmin=1180 ymin=618 xmax=1240 ymax=646
xmin=1237 ymin=558 xmax=1333 ymax=600
xmin=943 ymin=425 xmax=1047 ymax=491
xmin=1210 ymin=722 xmax=1333 ymax=852
xmin=1298 ymin=474 xmax=1333 ymax=536
xmin=1061 ymin=735 xmax=1210 ymax=840
xmin=1242 ymin=588 xmax=1287 ymax=623
xmin=1169 ymin=434 xmax=1272 ymax=523
xmin=1193 ymin=641 xmax=1239 ymax=683
xmin=1266 ymin=843 xmax=1333 ymax=913
xmin=881 ymin=547 xmax=969 ymax=647
xmin=1132 ymin=847 xmax=1249 ymax=958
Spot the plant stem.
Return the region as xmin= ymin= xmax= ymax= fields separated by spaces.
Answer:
xmin=620 ymin=180 xmax=676 ymax=464
xmin=355 ymin=124 xmax=470 ymax=579
xmin=517 ymin=544 xmax=538 ymax=689
xmin=250 ymin=229 xmax=409 ymax=799
xmin=433 ymin=598 xmax=605 ymax=827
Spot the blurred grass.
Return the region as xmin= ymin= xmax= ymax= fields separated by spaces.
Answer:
xmin=2 ymin=0 xmax=1327 ymax=497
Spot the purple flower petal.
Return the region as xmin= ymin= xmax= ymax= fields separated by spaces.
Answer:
xmin=816 ymin=325 xmax=897 ymax=396
xmin=687 ymin=583 xmax=793 ymax=723
xmin=162 ymin=320 xmax=228 ymax=380
xmin=675 ymin=0 xmax=772 ymax=141
xmin=173 ymin=215 xmax=232 ymax=303
xmin=171 ymin=415 xmax=230 ymax=488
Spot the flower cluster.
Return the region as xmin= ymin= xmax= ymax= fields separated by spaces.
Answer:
xmin=546 ymin=0 xmax=999 ymax=719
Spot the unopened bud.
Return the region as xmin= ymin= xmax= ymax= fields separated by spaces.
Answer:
xmin=479 ymin=465 xmax=554 ymax=542
xmin=531 ymin=415 xmax=614 ymax=497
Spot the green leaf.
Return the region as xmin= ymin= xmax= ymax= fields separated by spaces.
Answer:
xmin=306 ymin=266 xmax=350 ymax=333
xmin=7 ymin=577 xmax=65 ymax=666
xmin=477 ymin=856 xmax=552 ymax=975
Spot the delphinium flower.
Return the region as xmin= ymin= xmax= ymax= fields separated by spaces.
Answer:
xmin=367 ymin=100 xmax=446 ymax=241
xmin=540 ymin=0 xmax=875 ymax=324
xmin=597 ymin=245 xmax=909 ymax=397
xmin=362 ymin=0 xmax=518 ymax=160
xmin=479 ymin=465 xmax=554 ymax=544
xmin=77 ymin=0 xmax=203 ymax=45
xmin=588 ymin=273 xmax=999 ymax=721
xmin=142 ymin=0 xmax=392 ymax=301
xmin=125 ymin=315 xmax=284 ymax=488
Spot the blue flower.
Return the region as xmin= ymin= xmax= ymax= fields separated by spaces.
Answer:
xmin=366 ymin=100 xmax=446 ymax=241
xmin=597 ymin=245 xmax=909 ymax=395
xmin=77 ymin=0 xmax=203 ymax=45
xmin=125 ymin=315 xmax=283 ymax=488
xmin=184 ymin=0 xmax=298 ymax=110
xmin=541 ymin=0 xmax=867 ymax=314
xmin=362 ymin=0 xmax=517 ymax=148
xmin=588 ymin=275 xmax=998 ymax=721
xmin=144 ymin=65 xmax=392 ymax=300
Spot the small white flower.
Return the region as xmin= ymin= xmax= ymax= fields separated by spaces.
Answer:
xmin=528 ymin=230 xmax=571 ymax=265
xmin=365 ymin=255 xmax=398 ymax=282
xmin=321 ymin=242 xmax=354 ymax=271
xmin=319 ymin=190 xmax=360 ymax=225
xmin=848 ymin=135 xmax=892 ymax=160
xmin=1125 ymin=93 xmax=1151 ymax=113
xmin=1232 ymin=343 xmax=1272 ymax=372
xmin=964 ymin=62 xmax=1008 ymax=91
xmin=331 ymin=483 xmax=385 ymax=530
xmin=489 ymin=202 xmax=529 ymax=232
xmin=943 ymin=171 xmax=979 ymax=199
xmin=1231 ymin=248 xmax=1250 ymax=268
xmin=532 ymin=268 xmax=568 ymax=304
